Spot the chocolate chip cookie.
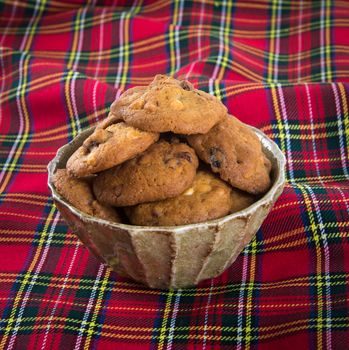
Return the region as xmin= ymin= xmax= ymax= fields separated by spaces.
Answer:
xmin=93 ymin=140 xmax=199 ymax=206
xmin=98 ymin=86 xmax=147 ymax=129
xmin=66 ymin=122 xmax=159 ymax=177
xmin=187 ymin=115 xmax=271 ymax=194
xmin=125 ymin=171 xmax=242 ymax=226
xmin=52 ymin=169 xmax=120 ymax=222
xmin=111 ymin=75 xmax=227 ymax=134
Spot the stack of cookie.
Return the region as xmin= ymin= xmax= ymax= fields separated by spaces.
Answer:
xmin=53 ymin=75 xmax=272 ymax=226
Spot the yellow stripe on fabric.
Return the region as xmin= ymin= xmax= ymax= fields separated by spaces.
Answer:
xmin=120 ymin=1 xmax=142 ymax=90
xmin=267 ymin=0 xmax=278 ymax=82
xmin=0 ymin=204 xmax=56 ymax=349
xmin=1 ymin=314 xmax=349 ymax=334
xmin=214 ymin=80 xmax=223 ymax=102
xmin=325 ymin=0 xmax=332 ymax=80
xmin=168 ymin=0 xmax=179 ymax=74
xmin=270 ymin=84 xmax=286 ymax=153
xmin=296 ymin=183 xmax=324 ymax=350
xmin=0 ymin=320 xmax=348 ymax=342
xmin=23 ymin=0 xmax=46 ymax=52
xmin=0 ymin=53 xmax=30 ymax=194
xmin=217 ymin=0 xmax=233 ymax=82
xmin=13 ymin=36 xmax=349 ymax=61
xmin=338 ymin=83 xmax=349 ymax=155
xmin=0 ymin=197 xmax=47 ymax=206
xmin=0 ymin=73 xmax=71 ymax=104
xmin=0 ymin=273 xmax=347 ymax=297
xmin=0 ymin=321 xmax=347 ymax=342
xmin=67 ymin=8 xmax=82 ymax=70
xmin=0 ymin=193 xmax=48 ymax=200
xmin=157 ymin=289 xmax=174 ymax=350
xmin=3 ymin=17 xmax=349 ymax=37
xmin=84 ymin=268 xmax=111 ymax=349
xmin=244 ymin=239 xmax=257 ymax=349
xmin=0 ymin=296 xmax=348 ymax=319
xmin=64 ymin=70 xmax=78 ymax=138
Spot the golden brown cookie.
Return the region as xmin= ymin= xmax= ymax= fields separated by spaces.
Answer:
xmin=111 ymin=75 xmax=227 ymax=134
xmin=66 ymin=122 xmax=159 ymax=177
xmin=124 ymin=171 xmax=247 ymax=226
xmin=52 ymin=169 xmax=120 ymax=222
xmin=93 ymin=140 xmax=199 ymax=206
xmin=187 ymin=115 xmax=271 ymax=194
xmin=230 ymin=188 xmax=256 ymax=213
xmin=98 ymin=86 xmax=147 ymax=129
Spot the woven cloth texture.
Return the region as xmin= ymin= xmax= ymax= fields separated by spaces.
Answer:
xmin=0 ymin=1 xmax=349 ymax=349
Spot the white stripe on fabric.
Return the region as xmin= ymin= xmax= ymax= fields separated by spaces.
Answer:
xmin=114 ymin=12 xmax=125 ymax=89
xmin=273 ymin=0 xmax=283 ymax=81
xmin=175 ymin=0 xmax=185 ymax=72
xmin=297 ymin=0 xmax=303 ymax=82
xmin=185 ymin=1 xmax=205 ymax=79
xmin=332 ymin=83 xmax=349 ymax=178
xmin=114 ymin=2 xmax=138 ymax=90
xmin=236 ymin=248 xmax=249 ymax=350
xmin=70 ymin=71 xmax=82 ymax=135
xmin=305 ymin=84 xmax=332 ymax=350
xmin=202 ymin=280 xmax=214 ymax=350
xmin=74 ymin=264 xmax=105 ymax=350
xmin=0 ymin=52 xmax=25 ymax=191
xmin=7 ymin=212 xmax=61 ymax=350
xmin=304 ymin=185 xmax=332 ymax=350
xmin=166 ymin=290 xmax=182 ymax=350
xmin=211 ymin=0 xmax=227 ymax=80
xmin=0 ymin=50 xmax=6 ymax=128
xmin=305 ymin=84 xmax=322 ymax=179
xmin=94 ymin=8 xmax=106 ymax=79
xmin=72 ymin=7 xmax=88 ymax=72
xmin=92 ymin=80 xmax=100 ymax=123
xmin=0 ymin=0 xmax=18 ymax=46
xmin=19 ymin=0 xmax=41 ymax=51
xmin=277 ymin=83 xmax=295 ymax=181
xmin=320 ymin=0 xmax=326 ymax=82
xmin=41 ymin=242 xmax=80 ymax=349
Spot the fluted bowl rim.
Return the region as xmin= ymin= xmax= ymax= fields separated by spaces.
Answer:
xmin=47 ymin=124 xmax=286 ymax=233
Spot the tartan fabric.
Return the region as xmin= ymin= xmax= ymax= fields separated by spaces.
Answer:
xmin=0 ymin=0 xmax=349 ymax=349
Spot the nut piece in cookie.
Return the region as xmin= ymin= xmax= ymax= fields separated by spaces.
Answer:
xmin=52 ymin=169 xmax=120 ymax=222
xmin=66 ymin=122 xmax=159 ymax=177
xmin=125 ymin=171 xmax=246 ymax=226
xmin=111 ymin=75 xmax=227 ymax=135
xmin=187 ymin=115 xmax=271 ymax=194
xmin=93 ymin=140 xmax=199 ymax=207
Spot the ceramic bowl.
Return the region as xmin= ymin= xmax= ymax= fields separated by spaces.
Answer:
xmin=47 ymin=125 xmax=286 ymax=289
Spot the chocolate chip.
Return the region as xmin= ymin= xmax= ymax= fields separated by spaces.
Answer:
xmin=151 ymin=208 xmax=160 ymax=218
xmin=85 ymin=141 xmax=100 ymax=153
xmin=175 ymin=152 xmax=192 ymax=163
xmin=209 ymin=148 xmax=225 ymax=169
xmin=180 ymin=80 xmax=193 ymax=91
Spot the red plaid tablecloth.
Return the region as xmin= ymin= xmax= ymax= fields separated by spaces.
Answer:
xmin=1 ymin=1 xmax=349 ymax=349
